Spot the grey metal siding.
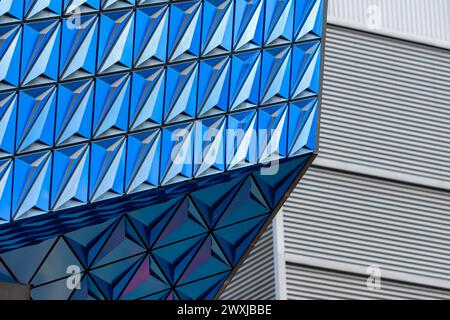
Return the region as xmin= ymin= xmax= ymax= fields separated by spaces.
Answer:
xmin=327 ymin=0 xmax=450 ymax=48
xmin=319 ymin=26 xmax=450 ymax=186
xmin=286 ymin=264 xmax=450 ymax=300
xmin=283 ymin=167 xmax=450 ymax=288
xmin=221 ymin=225 xmax=276 ymax=300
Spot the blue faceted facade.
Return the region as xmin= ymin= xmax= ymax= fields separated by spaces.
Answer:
xmin=0 ymin=0 xmax=324 ymax=299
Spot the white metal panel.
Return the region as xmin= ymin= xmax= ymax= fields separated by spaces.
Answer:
xmin=320 ymin=26 xmax=450 ymax=186
xmin=327 ymin=0 xmax=450 ymax=48
xmin=220 ymin=225 xmax=276 ymax=300
xmin=286 ymin=264 xmax=450 ymax=300
xmin=283 ymin=167 xmax=450 ymax=288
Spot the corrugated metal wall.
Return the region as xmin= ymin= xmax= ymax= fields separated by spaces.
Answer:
xmin=221 ymin=225 xmax=276 ymax=300
xmin=284 ymin=167 xmax=450 ymax=288
xmin=328 ymin=0 xmax=450 ymax=48
xmin=320 ymin=26 xmax=450 ymax=188
xmin=286 ymin=264 xmax=450 ymax=300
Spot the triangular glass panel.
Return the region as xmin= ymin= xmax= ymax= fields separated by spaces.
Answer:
xmin=64 ymin=216 xmax=120 ymax=268
xmin=0 ymin=159 xmax=12 ymax=222
xmin=51 ymin=144 xmax=90 ymax=211
xmin=164 ymin=62 xmax=198 ymax=124
xmin=190 ymin=176 xmax=245 ymax=228
xmin=202 ymin=0 xmax=233 ymax=56
xmin=229 ymin=51 xmax=261 ymax=111
xmin=93 ymin=73 xmax=130 ymax=138
xmin=0 ymin=238 xmax=56 ymax=283
xmin=151 ymin=234 xmax=206 ymax=284
xmin=91 ymin=216 xmax=146 ymax=268
xmin=60 ymin=14 xmax=98 ymax=81
xmin=0 ymin=92 xmax=17 ymax=156
xmin=55 ymin=79 xmax=93 ymax=146
xmin=175 ymin=271 xmax=230 ymax=300
xmin=153 ymin=197 xmax=208 ymax=249
xmin=31 ymin=237 xmax=82 ymax=286
xmin=70 ymin=274 xmax=105 ymax=300
xmin=12 ymin=151 xmax=52 ymax=220
xmin=291 ymin=41 xmax=321 ymax=99
xmin=64 ymin=0 xmax=100 ymax=14
xmin=134 ymin=6 xmax=168 ymax=68
xmin=197 ymin=57 xmax=230 ymax=117
xmin=127 ymin=197 xmax=183 ymax=249
xmin=288 ymin=98 xmax=318 ymax=156
xmin=16 ymin=86 xmax=56 ymax=153
xmin=215 ymin=176 xmax=270 ymax=228
xmin=0 ymin=25 xmax=21 ymax=90
xmin=89 ymin=136 xmax=126 ymax=202
xmin=160 ymin=122 xmax=194 ymax=185
xmin=258 ymin=104 xmax=288 ymax=163
xmin=177 ymin=235 xmax=231 ymax=285
xmin=168 ymin=1 xmax=202 ymax=62
xmin=226 ymin=110 xmax=258 ymax=170
xmin=20 ymin=20 xmax=61 ymax=86
xmin=214 ymin=215 xmax=267 ymax=265
xmin=90 ymin=254 xmax=144 ymax=300
xmin=253 ymin=154 xmax=312 ymax=208
xmin=194 ymin=116 xmax=226 ymax=178
xmin=0 ymin=1 xmax=23 ymax=23
xmin=119 ymin=255 xmax=171 ymax=300
xmin=97 ymin=10 xmax=134 ymax=74
xmin=260 ymin=46 xmax=291 ymax=104
xmin=264 ymin=0 xmax=294 ymax=45
xmin=24 ymin=0 xmax=61 ymax=20
xmin=233 ymin=0 xmax=264 ymax=51
xmin=295 ymin=0 xmax=323 ymax=41
xmin=129 ymin=68 xmax=164 ymax=131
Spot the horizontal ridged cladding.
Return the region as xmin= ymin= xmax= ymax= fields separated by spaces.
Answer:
xmin=327 ymin=0 xmax=450 ymax=46
xmin=221 ymin=225 xmax=276 ymax=300
xmin=283 ymin=167 xmax=450 ymax=284
xmin=286 ymin=264 xmax=450 ymax=300
xmin=320 ymin=26 xmax=450 ymax=183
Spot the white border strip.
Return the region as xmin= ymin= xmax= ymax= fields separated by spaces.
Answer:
xmin=272 ymin=208 xmax=288 ymax=300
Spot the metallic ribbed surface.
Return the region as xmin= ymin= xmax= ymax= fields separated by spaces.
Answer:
xmin=284 ymin=167 xmax=450 ymax=287
xmin=327 ymin=0 xmax=450 ymax=48
xmin=221 ymin=226 xmax=276 ymax=300
xmin=320 ymin=26 xmax=450 ymax=185
xmin=286 ymin=264 xmax=450 ymax=300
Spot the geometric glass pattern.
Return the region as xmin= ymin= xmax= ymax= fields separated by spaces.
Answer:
xmin=0 ymin=0 xmax=325 ymax=299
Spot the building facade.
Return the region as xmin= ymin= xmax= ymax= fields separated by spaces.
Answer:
xmin=222 ymin=0 xmax=450 ymax=300
xmin=0 ymin=0 xmax=326 ymax=299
